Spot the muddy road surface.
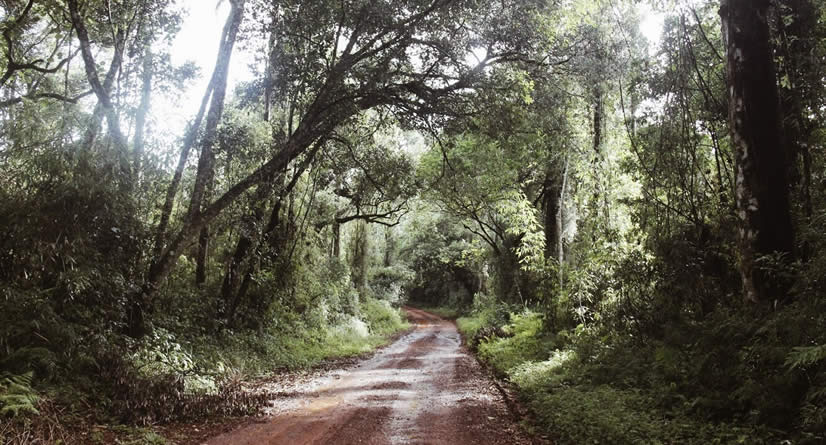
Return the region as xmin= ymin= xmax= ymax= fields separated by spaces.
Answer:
xmin=204 ymin=307 xmax=542 ymax=445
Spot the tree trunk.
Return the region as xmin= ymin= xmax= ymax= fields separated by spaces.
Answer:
xmin=223 ymin=154 xmax=314 ymax=326
xmin=350 ymin=221 xmax=369 ymax=293
xmin=188 ymin=0 xmax=245 ymax=286
xmin=227 ymin=187 xmax=287 ymax=326
xmin=220 ymin=181 xmax=273 ymax=322
xmin=557 ymin=155 xmax=569 ymax=270
xmin=80 ymin=37 xmax=124 ymax=151
xmin=133 ymin=49 xmax=153 ymax=175
xmin=383 ymin=226 xmax=394 ymax=267
xmin=720 ymin=0 xmax=795 ymax=303
xmin=542 ymin=169 xmax=563 ymax=262
xmin=332 ymin=220 xmax=341 ymax=258
xmin=67 ymin=0 xmax=130 ymax=178
xmin=152 ymin=78 xmax=216 ymax=261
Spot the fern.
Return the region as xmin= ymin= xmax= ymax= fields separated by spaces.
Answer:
xmin=785 ymin=344 xmax=826 ymax=370
xmin=0 ymin=371 xmax=40 ymax=417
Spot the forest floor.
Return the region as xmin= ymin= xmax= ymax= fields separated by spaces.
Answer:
xmin=181 ymin=307 xmax=546 ymax=445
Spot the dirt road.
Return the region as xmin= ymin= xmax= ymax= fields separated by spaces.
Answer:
xmin=204 ymin=307 xmax=541 ymax=445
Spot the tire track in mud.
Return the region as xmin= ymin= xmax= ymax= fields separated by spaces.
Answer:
xmin=204 ymin=307 xmax=542 ymax=445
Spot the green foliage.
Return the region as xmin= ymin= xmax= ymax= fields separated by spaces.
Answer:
xmin=0 ymin=372 xmax=39 ymax=418
xmin=403 ymin=211 xmax=483 ymax=308
xmin=456 ymin=293 xmax=511 ymax=342
xmin=530 ymin=384 xmax=776 ymax=445
xmin=786 ymin=344 xmax=826 ymax=370
xmin=360 ymin=299 xmax=408 ymax=337
xmin=0 ymin=0 xmax=825 ymax=442
xmin=369 ymin=264 xmax=414 ymax=305
xmin=496 ymin=191 xmax=546 ymax=273
xmin=478 ymin=311 xmax=549 ymax=375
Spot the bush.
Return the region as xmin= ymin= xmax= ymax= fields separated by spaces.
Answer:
xmin=478 ymin=311 xmax=550 ymax=375
xmin=361 ymin=298 xmax=408 ymax=336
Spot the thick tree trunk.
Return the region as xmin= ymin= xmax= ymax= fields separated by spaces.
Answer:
xmin=497 ymin=235 xmax=524 ymax=304
xmin=152 ymin=80 xmax=216 ymax=261
xmin=720 ymin=0 xmax=795 ymax=303
xmin=590 ymin=88 xmax=610 ymax=238
xmin=350 ymin=221 xmax=369 ymax=293
xmin=384 ymin=226 xmax=394 ymax=267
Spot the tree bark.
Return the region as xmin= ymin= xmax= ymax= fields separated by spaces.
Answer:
xmin=332 ymin=220 xmax=342 ymax=258
xmin=152 ymin=79 xmax=215 ymax=261
xmin=67 ymin=0 xmax=130 ymax=178
xmin=219 ymin=181 xmax=273 ymax=321
xmin=133 ymin=49 xmax=153 ymax=174
xmin=557 ymin=155 xmax=569 ymax=270
xmin=542 ymin=168 xmax=563 ymax=262
xmin=189 ymin=0 xmax=246 ymax=286
xmin=80 ymin=38 xmax=124 ymax=151
xmin=222 ymin=153 xmax=314 ymax=326
xmin=720 ymin=0 xmax=795 ymax=303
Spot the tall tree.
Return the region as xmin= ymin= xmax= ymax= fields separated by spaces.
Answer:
xmin=188 ymin=0 xmax=246 ymax=286
xmin=719 ymin=0 xmax=795 ymax=303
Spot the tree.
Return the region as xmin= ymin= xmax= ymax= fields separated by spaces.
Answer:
xmin=131 ymin=0 xmax=547 ymax=337
xmin=187 ymin=0 xmax=246 ymax=286
xmin=719 ymin=0 xmax=795 ymax=303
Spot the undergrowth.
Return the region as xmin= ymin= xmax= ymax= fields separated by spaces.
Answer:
xmin=457 ymin=300 xmax=826 ymax=444
xmin=0 ymin=295 xmax=408 ymax=443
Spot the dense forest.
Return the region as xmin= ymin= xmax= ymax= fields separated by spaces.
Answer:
xmin=1 ymin=0 xmax=825 ymax=443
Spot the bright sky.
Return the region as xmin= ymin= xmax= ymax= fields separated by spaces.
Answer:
xmin=639 ymin=5 xmax=665 ymax=52
xmin=160 ymin=0 xmax=256 ymax=135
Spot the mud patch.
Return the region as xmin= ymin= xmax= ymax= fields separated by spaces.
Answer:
xmin=397 ymin=357 xmax=423 ymax=369
xmin=373 ymin=381 xmax=410 ymax=390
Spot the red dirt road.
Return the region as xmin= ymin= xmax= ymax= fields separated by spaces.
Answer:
xmin=204 ymin=307 xmax=542 ymax=445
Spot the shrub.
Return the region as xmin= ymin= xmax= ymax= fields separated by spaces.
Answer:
xmin=0 ymin=372 xmax=39 ymax=417
xmin=478 ymin=311 xmax=550 ymax=375
xmin=361 ymin=298 xmax=408 ymax=337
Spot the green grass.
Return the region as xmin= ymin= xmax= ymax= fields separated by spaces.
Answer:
xmin=478 ymin=311 xmax=548 ymax=374
xmin=459 ymin=308 xmax=785 ymax=445
xmin=456 ymin=314 xmax=486 ymax=338
xmin=189 ymin=298 xmax=410 ymax=376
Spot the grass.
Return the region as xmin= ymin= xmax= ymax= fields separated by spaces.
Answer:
xmin=1 ymin=298 xmax=411 ymax=445
xmin=457 ymin=308 xmax=784 ymax=445
xmin=190 ymin=298 xmax=410 ymax=375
